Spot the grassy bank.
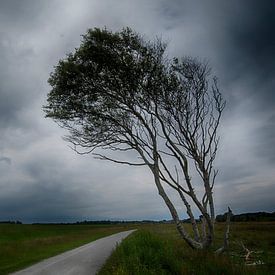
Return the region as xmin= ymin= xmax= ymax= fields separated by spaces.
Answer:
xmin=99 ymin=222 xmax=275 ymax=274
xmin=0 ymin=223 xmax=134 ymax=274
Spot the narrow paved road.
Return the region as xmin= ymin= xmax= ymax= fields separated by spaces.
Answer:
xmin=11 ymin=229 xmax=136 ymax=275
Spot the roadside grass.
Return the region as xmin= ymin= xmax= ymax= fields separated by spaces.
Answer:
xmin=99 ymin=222 xmax=275 ymax=275
xmin=0 ymin=223 xmax=135 ymax=275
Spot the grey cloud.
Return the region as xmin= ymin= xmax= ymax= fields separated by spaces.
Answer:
xmin=0 ymin=0 xmax=274 ymax=222
xmin=0 ymin=34 xmax=38 ymax=130
xmin=256 ymin=129 xmax=275 ymax=162
xmin=0 ymin=181 xmax=94 ymax=223
xmin=0 ymin=156 xmax=11 ymax=165
xmin=215 ymin=180 xmax=275 ymax=214
xmin=0 ymin=0 xmax=56 ymax=32
xmin=226 ymin=1 xmax=275 ymax=74
xmin=0 ymin=136 xmax=167 ymax=222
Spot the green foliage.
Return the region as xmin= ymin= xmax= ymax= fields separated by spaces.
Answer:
xmin=45 ymin=27 xmax=166 ymax=125
xmin=43 ymin=26 xmax=213 ymax=160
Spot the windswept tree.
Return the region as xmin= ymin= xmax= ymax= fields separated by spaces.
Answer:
xmin=44 ymin=27 xmax=229 ymax=251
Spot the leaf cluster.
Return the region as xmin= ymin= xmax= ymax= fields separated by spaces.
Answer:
xmin=45 ymin=28 xmax=174 ymax=152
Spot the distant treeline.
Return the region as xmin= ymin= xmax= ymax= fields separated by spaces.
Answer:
xmin=75 ymin=220 xmax=167 ymax=225
xmin=0 ymin=220 xmax=22 ymax=224
xmin=216 ymin=211 xmax=275 ymax=222
xmin=1 ymin=212 xmax=275 ymax=225
xmin=32 ymin=220 xmax=170 ymax=225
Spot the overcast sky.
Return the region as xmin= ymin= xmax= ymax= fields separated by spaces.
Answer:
xmin=0 ymin=0 xmax=274 ymax=223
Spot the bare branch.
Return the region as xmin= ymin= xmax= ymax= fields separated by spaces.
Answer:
xmin=93 ymin=153 xmax=147 ymax=166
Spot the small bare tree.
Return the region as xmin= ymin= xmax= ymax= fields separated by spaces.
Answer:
xmin=44 ymin=27 xmax=228 ymax=250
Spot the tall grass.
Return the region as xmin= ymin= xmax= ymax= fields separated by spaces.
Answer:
xmin=99 ymin=222 xmax=275 ymax=275
xmin=99 ymin=230 xmax=184 ymax=274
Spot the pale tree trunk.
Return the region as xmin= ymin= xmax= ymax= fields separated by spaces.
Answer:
xmin=151 ymin=165 xmax=203 ymax=249
xmin=216 ymin=207 xmax=232 ymax=254
xmin=178 ymin=190 xmax=201 ymax=242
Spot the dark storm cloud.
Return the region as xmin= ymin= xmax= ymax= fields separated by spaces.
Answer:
xmin=0 ymin=148 xmax=108 ymax=222
xmin=219 ymin=1 xmax=275 ymax=180
xmin=204 ymin=1 xmax=275 ymax=116
xmin=0 ymin=40 xmax=33 ymax=128
xmin=255 ymin=113 xmax=275 ymax=163
xmin=0 ymin=152 xmax=165 ymax=223
xmin=0 ymin=0 xmax=274 ymax=222
xmin=160 ymin=0 xmax=275 ymax=85
xmin=158 ymin=0 xmax=275 ymax=191
xmin=226 ymin=1 xmax=275 ymax=78
xmin=161 ymin=0 xmax=275 ymax=104
xmin=221 ymin=1 xmax=274 ymax=179
xmin=158 ymin=0 xmax=275 ymax=213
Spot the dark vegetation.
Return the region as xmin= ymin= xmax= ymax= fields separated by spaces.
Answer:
xmin=1 ymin=211 xmax=273 ymax=225
xmin=32 ymin=220 xmax=166 ymax=225
xmin=216 ymin=211 xmax=275 ymax=222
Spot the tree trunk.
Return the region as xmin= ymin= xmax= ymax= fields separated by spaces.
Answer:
xmin=151 ymin=166 xmax=203 ymax=249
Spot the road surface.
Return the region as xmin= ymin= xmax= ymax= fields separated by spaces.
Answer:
xmin=11 ymin=229 xmax=136 ymax=275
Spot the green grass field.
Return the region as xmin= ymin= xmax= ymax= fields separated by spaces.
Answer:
xmin=0 ymin=222 xmax=274 ymax=275
xmin=99 ymin=222 xmax=275 ymax=275
xmin=0 ymin=223 xmax=135 ymax=274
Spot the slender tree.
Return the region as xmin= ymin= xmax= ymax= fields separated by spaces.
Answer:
xmin=44 ymin=27 xmax=228 ymax=250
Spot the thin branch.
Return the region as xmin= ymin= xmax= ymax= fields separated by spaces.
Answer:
xmin=93 ymin=153 xmax=147 ymax=166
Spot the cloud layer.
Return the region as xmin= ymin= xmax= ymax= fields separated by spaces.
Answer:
xmin=0 ymin=0 xmax=274 ymax=222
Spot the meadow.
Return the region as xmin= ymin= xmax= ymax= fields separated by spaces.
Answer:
xmin=0 ymin=222 xmax=274 ymax=274
xmin=0 ymin=223 xmax=135 ymax=274
xmin=99 ymin=222 xmax=275 ymax=274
